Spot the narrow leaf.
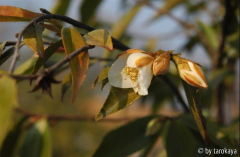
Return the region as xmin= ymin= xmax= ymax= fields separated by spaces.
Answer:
xmin=61 ymin=27 xmax=89 ymax=103
xmin=23 ymin=23 xmax=45 ymax=57
xmin=61 ymin=72 xmax=72 ymax=101
xmin=152 ymin=0 xmax=185 ymax=20
xmin=146 ymin=117 xmax=162 ymax=136
xmin=0 ymin=6 xmax=41 ymax=22
xmin=111 ymin=4 xmax=142 ymax=39
xmin=51 ymin=0 xmax=71 ymax=15
xmin=84 ymin=29 xmax=113 ymax=51
xmin=182 ymin=81 xmax=209 ymax=144
xmin=96 ymin=87 xmax=140 ymax=121
xmin=93 ymin=116 xmax=157 ymax=157
xmin=32 ymin=40 xmax=63 ymax=74
xmin=80 ymin=0 xmax=102 ymax=25
xmin=198 ymin=22 xmax=218 ymax=50
xmin=14 ymin=58 xmax=37 ymax=75
xmin=102 ymin=4 xmax=142 ymax=64
xmin=18 ymin=119 xmax=52 ymax=157
xmin=166 ymin=121 xmax=201 ymax=157
xmin=0 ymin=43 xmax=24 ymax=66
xmin=0 ymin=41 xmax=7 ymax=55
xmin=90 ymin=66 xmax=109 ymax=90
xmin=0 ymin=76 xmax=18 ymax=148
xmin=180 ymin=115 xmax=237 ymax=149
xmin=0 ymin=117 xmax=27 ymax=157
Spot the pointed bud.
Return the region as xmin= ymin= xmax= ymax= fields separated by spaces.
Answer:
xmin=172 ymin=55 xmax=208 ymax=88
xmin=153 ymin=51 xmax=170 ymax=76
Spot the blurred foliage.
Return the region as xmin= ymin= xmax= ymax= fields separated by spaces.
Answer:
xmin=0 ymin=0 xmax=239 ymax=157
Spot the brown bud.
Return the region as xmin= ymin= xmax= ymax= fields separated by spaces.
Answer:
xmin=153 ymin=52 xmax=170 ymax=76
xmin=172 ymin=55 xmax=208 ymax=88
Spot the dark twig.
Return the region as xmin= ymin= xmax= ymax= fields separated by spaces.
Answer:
xmin=9 ymin=13 xmax=129 ymax=73
xmin=215 ymin=0 xmax=237 ymax=124
xmin=45 ymin=45 xmax=94 ymax=75
xmin=6 ymin=45 xmax=94 ymax=82
xmin=159 ymin=75 xmax=190 ymax=113
xmin=1 ymin=41 xmax=53 ymax=47
xmin=5 ymin=8 xmax=188 ymax=117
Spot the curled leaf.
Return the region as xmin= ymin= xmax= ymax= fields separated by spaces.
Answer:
xmin=84 ymin=29 xmax=113 ymax=51
xmin=23 ymin=23 xmax=45 ymax=58
xmin=61 ymin=27 xmax=89 ymax=103
xmin=90 ymin=67 xmax=109 ymax=90
xmin=96 ymin=87 xmax=140 ymax=121
xmin=0 ymin=6 xmax=41 ymax=22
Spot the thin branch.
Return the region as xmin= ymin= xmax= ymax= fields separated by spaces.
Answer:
xmin=4 ymin=8 xmax=188 ymax=117
xmin=0 ymin=41 xmax=53 ymax=47
xmin=15 ymin=107 xmax=141 ymax=123
xmin=215 ymin=0 xmax=237 ymax=124
xmin=45 ymin=45 xmax=94 ymax=75
xmin=89 ymin=57 xmax=114 ymax=62
xmin=158 ymin=75 xmax=190 ymax=113
xmin=7 ymin=45 xmax=94 ymax=82
xmin=142 ymin=1 xmax=216 ymax=58
xmin=9 ymin=13 xmax=129 ymax=73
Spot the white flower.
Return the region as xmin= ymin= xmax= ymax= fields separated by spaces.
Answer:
xmin=108 ymin=49 xmax=154 ymax=95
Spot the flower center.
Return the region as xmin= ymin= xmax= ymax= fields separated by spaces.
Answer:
xmin=122 ymin=66 xmax=139 ymax=82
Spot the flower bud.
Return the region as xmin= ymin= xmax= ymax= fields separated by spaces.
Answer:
xmin=153 ymin=51 xmax=170 ymax=76
xmin=172 ymin=55 xmax=208 ymax=88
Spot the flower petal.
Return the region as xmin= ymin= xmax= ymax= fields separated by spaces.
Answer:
xmin=127 ymin=53 xmax=153 ymax=68
xmin=108 ymin=54 xmax=133 ymax=88
xmin=137 ymin=62 xmax=153 ymax=95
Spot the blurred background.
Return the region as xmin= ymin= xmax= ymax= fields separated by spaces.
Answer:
xmin=0 ymin=0 xmax=239 ymax=156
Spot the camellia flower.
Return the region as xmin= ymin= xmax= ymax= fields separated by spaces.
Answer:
xmin=108 ymin=49 xmax=154 ymax=95
xmin=172 ymin=55 xmax=208 ymax=88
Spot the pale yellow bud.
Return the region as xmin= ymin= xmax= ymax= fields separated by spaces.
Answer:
xmin=172 ymin=55 xmax=208 ymax=88
xmin=152 ymin=51 xmax=170 ymax=76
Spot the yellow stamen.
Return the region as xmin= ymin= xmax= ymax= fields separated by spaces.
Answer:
xmin=122 ymin=66 xmax=139 ymax=82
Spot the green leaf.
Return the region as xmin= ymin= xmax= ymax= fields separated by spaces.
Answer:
xmin=198 ymin=21 xmax=218 ymax=50
xmin=80 ymin=0 xmax=102 ymax=25
xmin=84 ymin=29 xmax=113 ymax=51
xmin=111 ymin=4 xmax=142 ymax=39
xmin=0 ymin=41 xmax=7 ymax=55
xmin=182 ymin=81 xmax=209 ymax=144
xmin=0 ymin=6 xmax=41 ymax=22
xmin=18 ymin=119 xmax=52 ymax=157
xmin=0 ymin=117 xmax=27 ymax=157
xmin=14 ymin=58 xmax=37 ymax=75
xmin=166 ymin=120 xmax=200 ymax=157
xmin=23 ymin=23 xmax=45 ymax=57
xmin=51 ymin=0 xmax=71 ymax=15
xmin=209 ymin=68 xmax=233 ymax=88
xmin=61 ymin=72 xmax=72 ymax=101
xmin=102 ymin=4 xmax=142 ymax=65
xmin=146 ymin=117 xmax=162 ymax=136
xmin=93 ymin=116 xmax=158 ymax=157
xmin=0 ymin=76 xmax=18 ymax=148
xmin=0 ymin=43 xmax=24 ymax=66
xmin=96 ymin=87 xmax=140 ymax=121
xmin=180 ymin=115 xmax=238 ymax=149
xmin=32 ymin=40 xmax=63 ymax=74
xmin=61 ymin=27 xmax=89 ymax=103
xmin=90 ymin=66 xmax=109 ymax=90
